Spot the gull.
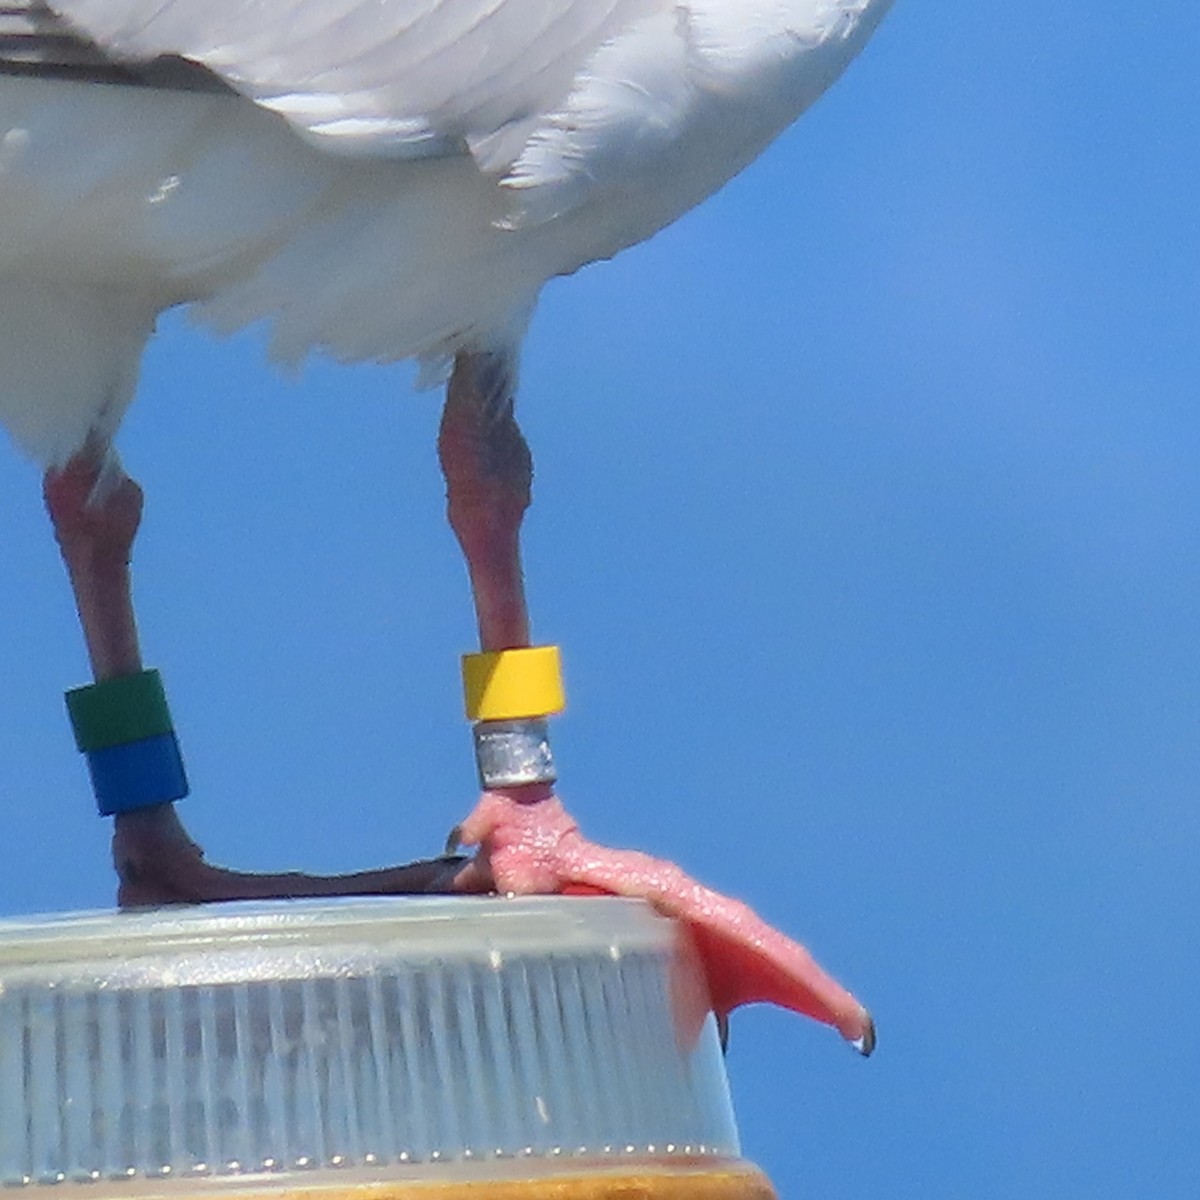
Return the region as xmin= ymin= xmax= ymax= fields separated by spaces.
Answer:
xmin=1 ymin=0 xmax=891 ymax=1052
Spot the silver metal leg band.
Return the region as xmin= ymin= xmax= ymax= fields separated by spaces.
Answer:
xmin=474 ymin=718 xmax=557 ymax=789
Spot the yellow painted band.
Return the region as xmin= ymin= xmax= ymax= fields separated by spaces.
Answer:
xmin=74 ymin=1163 xmax=775 ymax=1200
xmin=462 ymin=646 xmax=566 ymax=722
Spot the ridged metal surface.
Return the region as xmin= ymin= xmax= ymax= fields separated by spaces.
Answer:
xmin=0 ymin=898 xmax=737 ymax=1185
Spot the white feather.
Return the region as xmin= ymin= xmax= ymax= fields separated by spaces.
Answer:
xmin=52 ymin=0 xmax=660 ymax=165
xmin=0 ymin=0 xmax=892 ymax=463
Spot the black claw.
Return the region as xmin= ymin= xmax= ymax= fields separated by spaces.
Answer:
xmin=852 ymin=1010 xmax=876 ymax=1058
xmin=443 ymin=825 xmax=463 ymax=856
xmin=717 ymin=1012 xmax=730 ymax=1055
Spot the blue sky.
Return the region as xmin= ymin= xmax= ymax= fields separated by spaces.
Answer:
xmin=0 ymin=3 xmax=1197 ymax=1196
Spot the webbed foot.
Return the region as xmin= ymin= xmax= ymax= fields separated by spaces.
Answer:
xmin=112 ymin=804 xmax=480 ymax=907
xmin=456 ymin=787 xmax=874 ymax=1052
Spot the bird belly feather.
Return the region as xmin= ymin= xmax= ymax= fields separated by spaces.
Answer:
xmin=0 ymin=0 xmax=892 ymax=462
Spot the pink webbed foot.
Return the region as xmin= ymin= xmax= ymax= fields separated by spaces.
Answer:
xmin=457 ymin=788 xmax=875 ymax=1054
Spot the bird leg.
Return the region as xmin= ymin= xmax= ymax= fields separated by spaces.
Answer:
xmin=43 ymin=439 xmax=145 ymax=683
xmin=46 ymin=442 xmax=473 ymax=907
xmin=438 ymin=350 xmax=533 ymax=650
xmin=44 ymin=371 xmax=872 ymax=1047
xmin=441 ymin=353 xmax=874 ymax=1048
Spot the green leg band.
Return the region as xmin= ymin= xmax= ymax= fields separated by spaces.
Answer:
xmin=65 ymin=671 xmax=189 ymax=815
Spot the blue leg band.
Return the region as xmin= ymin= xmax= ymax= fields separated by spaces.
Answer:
xmin=85 ymin=733 xmax=190 ymax=817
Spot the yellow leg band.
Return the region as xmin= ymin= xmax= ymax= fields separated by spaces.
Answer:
xmin=462 ymin=646 xmax=566 ymax=722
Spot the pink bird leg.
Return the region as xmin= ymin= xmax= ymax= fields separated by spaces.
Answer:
xmin=45 ymin=446 xmax=471 ymax=906
xmin=456 ymin=787 xmax=875 ymax=1052
xmin=441 ymin=351 xmax=874 ymax=1052
xmin=44 ymin=353 xmax=873 ymax=1059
